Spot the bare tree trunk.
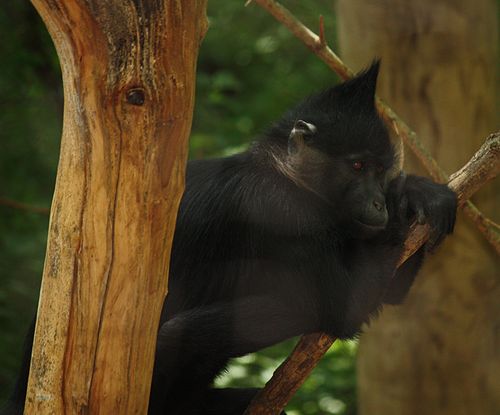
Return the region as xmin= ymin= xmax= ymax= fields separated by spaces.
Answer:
xmin=25 ymin=1 xmax=207 ymax=414
xmin=337 ymin=0 xmax=499 ymax=414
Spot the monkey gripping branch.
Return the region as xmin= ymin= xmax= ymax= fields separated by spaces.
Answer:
xmin=243 ymin=134 xmax=500 ymax=415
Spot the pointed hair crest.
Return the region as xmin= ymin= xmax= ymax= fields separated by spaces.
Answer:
xmin=316 ymin=60 xmax=380 ymax=113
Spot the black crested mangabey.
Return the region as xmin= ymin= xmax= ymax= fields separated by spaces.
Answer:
xmin=2 ymin=62 xmax=457 ymax=415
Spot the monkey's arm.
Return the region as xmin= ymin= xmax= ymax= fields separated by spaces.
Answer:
xmin=149 ymin=295 xmax=317 ymax=410
xmin=382 ymin=173 xmax=457 ymax=305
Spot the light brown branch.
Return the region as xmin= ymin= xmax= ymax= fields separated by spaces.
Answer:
xmin=448 ymin=132 xmax=500 ymax=202
xmin=244 ymin=133 xmax=500 ymax=414
xmin=0 ymin=197 xmax=50 ymax=215
xmin=249 ymin=0 xmax=499 ymax=254
xmin=243 ymin=333 xmax=335 ymax=415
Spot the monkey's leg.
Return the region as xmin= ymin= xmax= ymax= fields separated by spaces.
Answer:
xmin=149 ymin=296 xmax=315 ymax=414
xmin=383 ymin=246 xmax=425 ymax=305
xmin=335 ymin=239 xmax=423 ymax=336
xmin=322 ymin=239 xmax=405 ymax=339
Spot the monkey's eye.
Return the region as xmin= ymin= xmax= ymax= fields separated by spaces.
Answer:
xmin=352 ymin=161 xmax=364 ymax=171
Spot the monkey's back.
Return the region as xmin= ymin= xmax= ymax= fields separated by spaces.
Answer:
xmin=161 ymin=152 xmax=333 ymax=322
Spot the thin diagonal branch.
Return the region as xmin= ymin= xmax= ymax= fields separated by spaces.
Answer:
xmin=462 ymin=202 xmax=500 ymax=249
xmin=244 ymin=131 xmax=500 ymax=415
xmin=0 ymin=197 xmax=50 ymax=215
xmin=248 ymin=0 xmax=500 ymax=255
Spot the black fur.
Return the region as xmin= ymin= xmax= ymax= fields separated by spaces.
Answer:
xmin=2 ymin=63 xmax=457 ymax=415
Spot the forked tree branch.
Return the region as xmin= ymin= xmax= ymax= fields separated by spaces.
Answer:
xmin=246 ymin=0 xmax=500 ymax=255
xmin=244 ymin=132 xmax=500 ymax=415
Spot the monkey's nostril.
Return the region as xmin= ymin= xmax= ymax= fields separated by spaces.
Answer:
xmin=373 ymin=200 xmax=384 ymax=211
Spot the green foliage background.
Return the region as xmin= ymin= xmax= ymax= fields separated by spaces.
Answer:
xmin=0 ymin=2 xmax=357 ymax=414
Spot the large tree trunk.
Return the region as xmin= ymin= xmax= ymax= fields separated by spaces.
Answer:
xmin=337 ymin=0 xmax=499 ymax=414
xmin=25 ymin=1 xmax=207 ymax=414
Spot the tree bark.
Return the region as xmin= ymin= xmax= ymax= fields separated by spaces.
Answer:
xmin=337 ymin=0 xmax=499 ymax=414
xmin=25 ymin=1 xmax=207 ymax=414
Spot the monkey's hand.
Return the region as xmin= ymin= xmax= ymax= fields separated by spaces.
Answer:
xmin=397 ymin=173 xmax=457 ymax=251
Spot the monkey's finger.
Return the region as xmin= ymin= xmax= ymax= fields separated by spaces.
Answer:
xmin=426 ymin=230 xmax=446 ymax=253
xmin=448 ymin=206 xmax=457 ymax=234
xmin=427 ymin=213 xmax=451 ymax=252
xmin=438 ymin=205 xmax=455 ymax=236
xmin=398 ymin=195 xmax=408 ymax=216
xmin=415 ymin=204 xmax=426 ymax=225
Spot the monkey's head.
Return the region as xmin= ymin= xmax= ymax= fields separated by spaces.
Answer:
xmin=268 ymin=62 xmax=398 ymax=236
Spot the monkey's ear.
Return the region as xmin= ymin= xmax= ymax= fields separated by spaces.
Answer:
xmin=292 ymin=120 xmax=317 ymax=137
xmin=288 ymin=120 xmax=317 ymax=155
